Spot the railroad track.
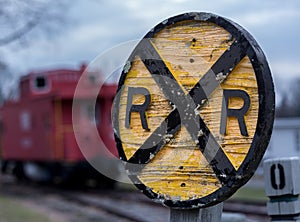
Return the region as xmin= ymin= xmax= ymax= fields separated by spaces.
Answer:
xmin=63 ymin=191 xmax=168 ymax=222
xmin=64 ymin=190 xmax=269 ymax=222
xmin=0 ymin=176 xmax=269 ymax=221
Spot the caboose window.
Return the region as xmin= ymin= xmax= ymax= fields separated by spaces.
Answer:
xmin=35 ymin=76 xmax=47 ymax=88
xmin=31 ymin=74 xmax=51 ymax=93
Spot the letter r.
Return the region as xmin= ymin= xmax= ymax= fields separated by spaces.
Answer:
xmin=220 ymin=89 xmax=250 ymax=136
xmin=125 ymin=87 xmax=151 ymax=130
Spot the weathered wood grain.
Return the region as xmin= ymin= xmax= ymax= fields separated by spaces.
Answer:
xmin=118 ymin=21 xmax=258 ymax=201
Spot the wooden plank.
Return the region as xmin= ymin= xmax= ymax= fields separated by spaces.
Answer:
xmin=114 ymin=12 xmax=275 ymax=209
xmin=118 ymin=19 xmax=258 ymax=201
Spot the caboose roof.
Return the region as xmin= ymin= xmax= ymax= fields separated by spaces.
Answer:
xmin=18 ymin=64 xmax=116 ymax=100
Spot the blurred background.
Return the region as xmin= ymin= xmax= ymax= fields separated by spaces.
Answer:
xmin=1 ymin=0 xmax=300 ymax=110
xmin=0 ymin=1 xmax=300 ymax=221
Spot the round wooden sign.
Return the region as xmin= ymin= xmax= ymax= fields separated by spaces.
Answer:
xmin=113 ymin=12 xmax=275 ymax=209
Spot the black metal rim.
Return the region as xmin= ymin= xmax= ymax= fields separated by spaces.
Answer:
xmin=113 ymin=12 xmax=275 ymax=209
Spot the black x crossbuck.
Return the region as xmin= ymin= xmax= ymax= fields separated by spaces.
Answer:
xmin=120 ymin=36 xmax=251 ymax=186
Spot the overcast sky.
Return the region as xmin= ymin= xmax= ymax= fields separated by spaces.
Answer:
xmin=2 ymin=0 xmax=300 ymax=93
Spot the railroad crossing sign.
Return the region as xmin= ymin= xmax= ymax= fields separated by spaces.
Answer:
xmin=113 ymin=12 xmax=275 ymax=209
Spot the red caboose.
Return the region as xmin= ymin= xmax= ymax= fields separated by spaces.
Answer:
xmin=0 ymin=65 xmax=118 ymax=186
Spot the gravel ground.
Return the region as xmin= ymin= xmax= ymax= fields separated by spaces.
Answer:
xmin=0 ymin=175 xmax=132 ymax=222
xmin=0 ymin=174 xmax=268 ymax=222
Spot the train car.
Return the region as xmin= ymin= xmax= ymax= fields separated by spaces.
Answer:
xmin=0 ymin=64 xmax=119 ymax=187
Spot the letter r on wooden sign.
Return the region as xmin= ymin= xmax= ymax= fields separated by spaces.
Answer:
xmin=220 ymin=89 xmax=250 ymax=136
xmin=125 ymin=87 xmax=151 ymax=130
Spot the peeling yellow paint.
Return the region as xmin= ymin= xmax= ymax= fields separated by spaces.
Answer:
xmin=118 ymin=20 xmax=258 ymax=200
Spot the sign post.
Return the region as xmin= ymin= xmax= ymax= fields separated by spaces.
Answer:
xmin=170 ymin=203 xmax=223 ymax=222
xmin=264 ymin=157 xmax=300 ymax=221
xmin=113 ymin=12 xmax=275 ymax=219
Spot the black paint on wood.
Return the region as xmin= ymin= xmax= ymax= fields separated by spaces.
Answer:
xmin=125 ymin=87 xmax=151 ymax=130
xmin=113 ymin=12 xmax=275 ymax=209
xmin=220 ymin=89 xmax=251 ymax=136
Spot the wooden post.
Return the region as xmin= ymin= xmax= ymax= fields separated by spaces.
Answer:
xmin=170 ymin=208 xmax=201 ymax=222
xmin=264 ymin=157 xmax=300 ymax=221
xmin=199 ymin=203 xmax=223 ymax=222
xmin=170 ymin=203 xmax=223 ymax=222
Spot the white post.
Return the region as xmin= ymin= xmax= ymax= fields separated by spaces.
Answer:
xmin=264 ymin=157 xmax=300 ymax=221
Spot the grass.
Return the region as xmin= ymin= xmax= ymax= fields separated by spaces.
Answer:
xmin=230 ymin=186 xmax=268 ymax=203
xmin=0 ymin=195 xmax=51 ymax=222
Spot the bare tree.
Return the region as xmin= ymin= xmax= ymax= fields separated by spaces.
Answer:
xmin=289 ymin=78 xmax=300 ymax=116
xmin=276 ymin=78 xmax=300 ymax=117
xmin=276 ymin=92 xmax=291 ymax=117
xmin=0 ymin=0 xmax=70 ymax=100
xmin=0 ymin=0 xmax=68 ymax=46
